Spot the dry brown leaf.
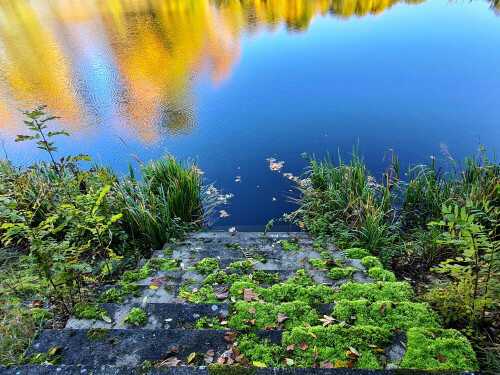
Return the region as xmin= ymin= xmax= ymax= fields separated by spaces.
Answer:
xmin=277 ymin=313 xmax=289 ymax=323
xmin=224 ymin=332 xmax=238 ymax=342
xmin=319 ymin=360 xmax=334 ymax=368
xmin=214 ymin=286 xmax=230 ymax=300
xmin=380 ymin=302 xmax=387 ymax=314
xmin=248 ymin=307 xmax=256 ymax=314
xmin=172 ymin=298 xmax=188 ymax=304
xmin=287 ymin=343 xmax=295 ymax=351
xmin=299 ymin=342 xmax=309 ymax=351
xmin=346 ymin=351 xmax=359 ymax=361
xmin=437 ymin=355 xmax=447 ymax=362
xmin=243 ymin=288 xmax=260 ymax=302
xmin=151 ymin=277 xmax=167 ymax=286
xmin=347 ymin=362 xmax=355 ymax=369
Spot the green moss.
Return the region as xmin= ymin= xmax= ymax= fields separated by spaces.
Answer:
xmin=284 ymin=269 xmax=314 ymax=285
xmin=228 ymin=301 xmax=319 ymax=330
xmin=250 ymin=271 xmax=280 ymax=285
xmin=20 ymin=347 xmax=62 ymax=365
xmin=336 ymin=281 xmax=414 ymax=302
xmin=127 ymin=307 xmax=148 ymax=325
xmin=73 ymin=303 xmax=109 ymax=321
xmin=401 ymin=328 xmax=478 ymax=370
xmin=225 ymin=243 xmax=241 ymax=250
xmin=178 ymin=280 xmax=218 ymax=303
xmin=202 ymin=271 xmax=239 ymax=285
xmin=320 ymin=251 xmax=330 ymax=260
xmin=29 ymin=308 xmax=52 ymax=322
xmin=97 ymin=288 xmax=126 ymax=303
xmin=229 ymin=260 xmax=254 ymax=270
xmin=121 ymin=268 xmax=151 ymax=284
xmin=121 ymin=283 xmax=141 ymax=297
xmin=281 ymin=239 xmax=300 ymax=251
xmin=361 ymin=256 xmax=383 ymax=270
xmin=208 ymin=364 xmax=256 ymax=375
xmin=237 ymin=334 xmax=284 ymax=367
xmin=368 ymin=267 xmax=396 ymax=281
xmin=196 ymin=317 xmax=228 ymax=330
xmin=143 ymin=258 xmax=181 ymax=271
xmin=282 ymin=326 xmax=393 ymax=369
xmin=345 ymin=248 xmax=371 ymax=259
xmin=251 ymin=254 xmax=267 ymax=263
xmin=162 ymin=247 xmax=173 ymax=256
xmin=194 ymin=258 xmax=220 ymax=274
xmin=333 ymin=300 xmax=441 ymax=330
xmin=328 ymin=267 xmax=358 ymax=280
xmin=308 ymin=258 xmax=331 ymax=269
xmin=85 ymin=328 xmax=110 ymax=340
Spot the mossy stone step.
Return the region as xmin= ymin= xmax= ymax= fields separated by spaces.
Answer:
xmin=26 ymin=329 xmax=281 ymax=366
xmin=66 ymin=303 xmax=230 ymax=330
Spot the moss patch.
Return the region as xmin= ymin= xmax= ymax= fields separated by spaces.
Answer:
xmin=361 ymin=256 xmax=383 ymax=270
xmin=28 ymin=308 xmax=52 ymax=322
xmin=336 ymin=281 xmax=414 ymax=302
xmin=345 ymin=248 xmax=371 ymax=259
xmin=281 ymin=326 xmax=393 ymax=369
xmin=208 ymin=364 xmax=256 ymax=375
xmin=229 ymin=301 xmax=319 ymax=330
xmin=97 ymin=288 xmax=126 ymax=303
xmin=368 ymin=267 xmax=396 ymax=282
xmin=143 ymin=258 xmax=181 ymax=271
xmin=333 ymin=300 xmax=441 ymax=330
xmin=73 ymin=303 xmax=109 ymax=321
xmin=85 ymin=328 xmax=110 ymax=340
xmin=20 ymin=347 xmax=62 ymax=365
xmin=127 ymin=307 xmax=148 ymax=326
xmin=229 ymin=260 xmax=254 ymax=270
xmin=401 ymin=328 xmax=478 ymax=370
xmin=194 ymin=257 xmax=220 ymax=274
xmin=328 ymin=267 xmax=358 ymax=280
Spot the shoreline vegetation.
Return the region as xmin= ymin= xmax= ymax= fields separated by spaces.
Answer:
xmin=0 ymin=109 xmax=498 ymax=371
xmin=285 ymin=146 xmax=499 ymax=371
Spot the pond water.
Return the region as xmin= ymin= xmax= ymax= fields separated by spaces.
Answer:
xmin=1 ymin=0 xmax=499 ymax=229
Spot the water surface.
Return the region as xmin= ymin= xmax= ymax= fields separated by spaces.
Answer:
xmin=1 ymin=0 xmax=499 ymax=229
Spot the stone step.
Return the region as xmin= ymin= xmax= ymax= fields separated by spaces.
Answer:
xmin=154 ymin=248 xmax=343 ymax=260
xmin=1 ymin=365 xmax=412 ymax=374
xmin=66 ymin=303 xmax=229 ymax=330
xmin=26 ymin=329 xmax=282 ymax=367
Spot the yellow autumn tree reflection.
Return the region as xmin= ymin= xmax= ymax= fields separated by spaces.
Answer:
xmin=0 ymin=0 xmax=427 ymax=144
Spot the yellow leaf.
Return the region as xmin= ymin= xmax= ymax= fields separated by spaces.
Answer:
xmin=238 ymin=290 xmax=243 ymax=294
xmin=187 ymin=352 xmax=196 ymax=364
xmin=120 ymin=317 xmax=129 ymax=326
xmin=309 ymin=332 xmax=318 ymax=339
xmin=253 ymin=362 xmax=267 ymax=368
xmin=47 ymin=347 xmax=61 ymax=357
xmin=149 ymin=285 xmax=159 ymax=290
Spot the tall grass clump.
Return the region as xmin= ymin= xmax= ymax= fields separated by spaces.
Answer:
xmin=117 ymin=155 xmax=219 ymax=249
xmin=296 ymin=147 xmax=398 ymax=257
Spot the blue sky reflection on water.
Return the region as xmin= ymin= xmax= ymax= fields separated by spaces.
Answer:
xmin=0 ymin=0 xmax=499 ymax=229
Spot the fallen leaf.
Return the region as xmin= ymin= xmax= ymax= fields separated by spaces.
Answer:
xmin=253 ymin=361 xmax=267 ymax=368
xmin=313 ymin=346 xmax=318 ymax=361
xmin=229 ymin=227 xmax=236 ymax=233
xmin=380 ymin=303 xmax=387 ymax=314
xmin=319 ymin=360 xmax=333 ymax=368
xmin=243 ymin=288 xmax=260 ymax=302
xmin=204 ymin=350 xmax=215 ymax=365
xmin=187 ymin=352 xmax=196 ymax=364
xmin=299 ymin=342 xmax=309 ymax=351
xmin=248 ymin=307 xmax=256 ymax=314
xmin=285 ymin=358 xmax=294 ymax=366
xmin=172 ymin=298 xmax=188 ymax=304
xmin=349 ymin=347 xmax=361 ymax=357
xmin=309 ymin=332 xmax=318 ymax=339
xmin=277 ymin=313 xmax=289 ymax=323
xmin=266 ymin=158 xmax=285 ymax=172
xmin=319 ymin=315 xmax=336 ymax=327
xmin=102 ymin=315 xmax=112 ymax=323
xmin=151 ymin=277 xmax=167 ymax=286
xmin=437 ymin=355 xmax=447 ymax=362
xmin=149 ymin=285 xmax=159 ymax=290
xmin=165 ymin=318 xmax=173 ymax=322
xmin=334 ymin=361 xmax=347 ymax=368
xmin=219 ymin=210 xmax=230 ymax=218
xmin=224 ymin=332 xmax=238 ymax=342
xmin=214 ymin=286 xmax=230 ymax=300
xmin=346 ymin=351 xmax=359 ymax=361
xmin=286 ymin=343 xmax=295 ymax=351
xmin=47 ymin=347 xmax=61 ymax=357
xmin=347 ymin=362 xmax=355 ymax=369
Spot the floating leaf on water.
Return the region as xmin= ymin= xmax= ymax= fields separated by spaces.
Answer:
xmin=266 ymin=158 xmax=285 ymax=172
xmin=229 ymin=227 xmax=236 ymax=233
